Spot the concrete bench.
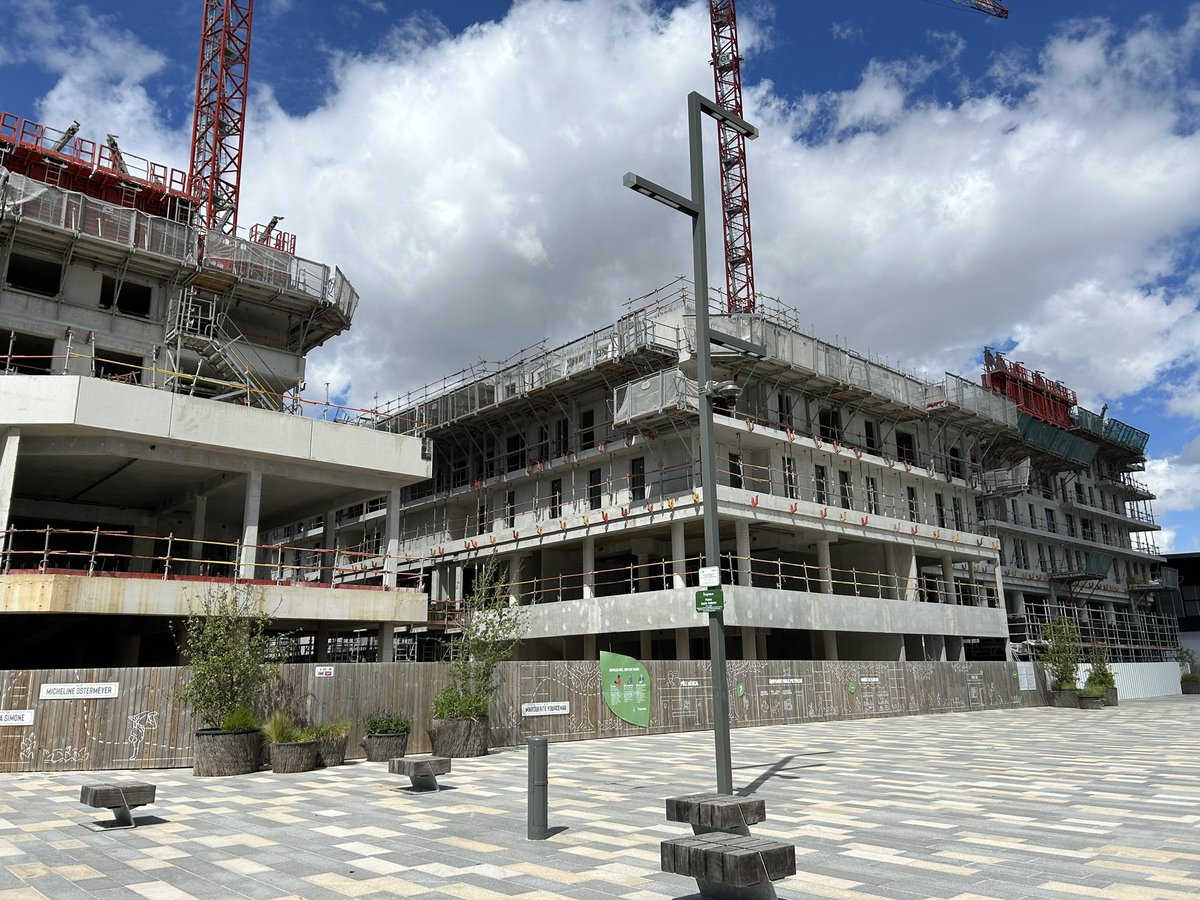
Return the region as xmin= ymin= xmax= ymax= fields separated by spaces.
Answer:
xmin=388 ymin=756 xmax=450 ymax=791
xmin=661 ymin=832 xmax=796 ymax=900
xmin=79 ymin=782 xmax=156 ymax=828
xmin=666 ymin=792 xmax=766 ymax=836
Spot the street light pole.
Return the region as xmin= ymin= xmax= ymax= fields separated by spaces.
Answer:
xmin=624 ymin=90 xmax=757 ymax=796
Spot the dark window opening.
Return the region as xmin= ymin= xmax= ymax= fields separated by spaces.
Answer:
xmin=99 ymin=276 xmax=152 ymax=318
xmin=907 ymin=486 xmax=918 ymax=522
xmin=815 ymin=465 xmax=828 ymax=505
xmin=818 ymin=408 xmax=842 ymax=442
xmin=95 ymin=349 xmax=142 ymax=383
xmin=630 ymin=457 xmax=645 ymax=501
xmin=729 ymin=453 xmax=743 ymax=490
xmin=579 ymin=408 xmax=595 ymax=450
xmin=550 ymin=479 xmax=562 ymax=518
xmin=948 ymin=446 xmax=963 ymax=479
xmin=5 ymin=253 xmax=61 ymax=296
xmin=588 ymin=468 xmax=603 ymax=510
xmin=896 ymin=431 xmax=916 ymax=464
xmin=935 ymin=493 xmax=946 ymax=528
xmin=505 ymin=491 xmax=516 ymax=528
xmin=554 ymin=418 xmax=569 ymax=457
xmin=838 ymin=470 xmax=852 ymax=509
xmin=864 ymin=420 xmax=879 ymax=453
xmin=506 ymin=433 xmax=526 ymax=472
xmin=2 ymin=332 xmax=54 ymax=374
xmin=777 ymin=393 xmax=793 ymax=429
xmin=535 ymin=425 xmax=548 ymax=463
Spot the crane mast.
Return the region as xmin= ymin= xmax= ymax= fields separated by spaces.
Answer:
xmin=189 ymin=0 xmax=255 ymax=235
xmin=709 ymin=0 xmax=756 ymax=315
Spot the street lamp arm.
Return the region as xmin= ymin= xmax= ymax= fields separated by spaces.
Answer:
xmin=690 ymin=91 xmax=758 ymax=139
xmin=622 ymin=172 xmax=699 ymax=216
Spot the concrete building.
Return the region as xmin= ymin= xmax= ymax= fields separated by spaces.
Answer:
xmin=0 ymin=113 xmax=430 ymax=667
xmin=300 ymin=281 xmax=1178 ymax=665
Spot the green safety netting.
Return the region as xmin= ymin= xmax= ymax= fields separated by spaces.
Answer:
xmin=1018 ymin=414 xmax=1098 ymax=465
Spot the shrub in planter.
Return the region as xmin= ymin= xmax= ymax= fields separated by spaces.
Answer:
xmin=1183 ymin=672 xmax=1200 ymax=695
xmin=1078 ymin=683 xmax=1107 ymax=710
xmin=192 ymin=706 xmax=263 ymax=777
xmin=362 ymin=714 xmax=411 ymax=762
xmin=263 ymin=709 xmax=317 ymax=774
xmin=1038 ymin=616 xmax=1081 ymax=694
xmin=307 ymin=721 xmax=352 ymax=767
xmin=1086 ymin=646 xmax=1118 ymax=707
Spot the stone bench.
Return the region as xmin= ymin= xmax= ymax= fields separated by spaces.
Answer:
xmin=667 ymin=792 xmax=766 ymax=836
xmin=661 ymin=832 xmax=796 ymax=900
xmin=388 ymin=756 xmax=450 ymax=791
xmin=79 ymin=782 xmax=156 ymax=828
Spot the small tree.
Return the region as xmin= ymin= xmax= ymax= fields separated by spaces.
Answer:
xmin=1039 ymin=615 xmax=1082 ymax=691
xmin=1085 ymin=644 xmax=1116 ymax=690
xmin=174 ymin=584 xmax=282 ymax=729
xmin=433 ymin=557 xmax=526 ymax=719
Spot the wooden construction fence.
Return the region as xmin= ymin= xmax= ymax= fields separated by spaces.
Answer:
xmin=0 ymin=660 xmax=1025 ymax=773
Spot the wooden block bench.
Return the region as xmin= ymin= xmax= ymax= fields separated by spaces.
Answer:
xmin=667 ymin=792 xmax=766 ymax=836
xmin=79 ymin=782 xmax=156 ymax=828
xmin=661 ymin=832 xmax=796 ymax=900
xmin=388 ymin=756 xmax=450 ymax=791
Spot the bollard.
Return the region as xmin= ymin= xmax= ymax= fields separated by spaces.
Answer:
xmin=527 ymin=735 xmax=548 ymax=840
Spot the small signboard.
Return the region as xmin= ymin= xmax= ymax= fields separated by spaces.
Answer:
xmin=695 ymin=588 xmax=724 ymax=613
xmin=315 ymin=666 xmax=335 ymax=678
xmin=0 ymin=709 xmax=34 ymax=726
xmin=698 ymin=566 xmax=721 ymax=588
xmin=600 ymin=651 xmax=651 ymax=728
xmin=521 ymin=701 xmax=569 ymax=717
xmin=38 ymin=682 xmax=119 ymax=700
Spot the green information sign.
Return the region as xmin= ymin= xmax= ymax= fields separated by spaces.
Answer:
xmin=599 ymin=650 xmax=651 ymax=728
xmin=695 ymin=588 xmax=724 ymax=613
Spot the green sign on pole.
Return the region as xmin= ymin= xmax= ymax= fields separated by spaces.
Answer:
xmin=599 ymin=650 xmax=651 ymax=728
xmin=695 ymin=588 xmax=724 ymax=613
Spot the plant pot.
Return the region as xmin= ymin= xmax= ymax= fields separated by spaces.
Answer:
xmin=315 ymin=734 xmax=349 ymax=767
xmin=1104 ymin=687 xmax=1118 ymax=707
xmin=1182 ymin=680 xmax=1200 ymax=695
xmin=364 ymin=732 xmax=409 ymax=762
xmin=193 ymin=728 xmax=262 ymax=777
xmin=1079 ymin=696 xmax=1105 ymax=709
xmin=1049 ymin=690 xmax=1080 ymax=709
xmin=428 ymin=716 xmax=490 ymax=758
xmin=271 ymin=740 xmax=318 ymax=774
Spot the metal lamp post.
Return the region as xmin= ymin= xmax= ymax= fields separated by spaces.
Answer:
xmin=624 ymin=91 xmax=757 ymax=795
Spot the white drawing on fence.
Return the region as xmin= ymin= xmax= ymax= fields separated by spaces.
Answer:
xmin=126 ymin=710 xmax=159 ymax=760
xmin=19 ymin=734 xmax=37 ymax=762
xmin=42 ymin=745 xmax=91 ymax=764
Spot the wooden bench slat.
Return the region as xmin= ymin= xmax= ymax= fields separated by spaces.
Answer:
xmin=80 ymin=784 xmax=156 ymax=809
xmin=388 ymin=756 xmax=451 ymax=776
xmin=666 ymin=792 xmax=766 ymax=829
xmin=661 ymin=833 xmax=796 ymax=885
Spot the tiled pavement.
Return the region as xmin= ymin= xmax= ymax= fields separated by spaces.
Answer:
xmin=1 ymin=696 xmax=1198 ymax=899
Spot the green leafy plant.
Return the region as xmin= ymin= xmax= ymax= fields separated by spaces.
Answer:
xmin=363 ymin=714 xmax=411 ymax=735
xmin=1182 ymin=672 xmax=1200 ymax=684
xmin=1038 ymin=616 xmax=1082 ymax=691
xmin=173 ymin=584 xmax=284 ymax=729
xmin=261 ymin=709 xmax=303 ymax=745
xmin=305 ymin=720 xmax=352 ymax=740
xmin=219 ymin=706 xmax=259 ymax=731
xmin=435 ymin=556 xmax=526 ymax=719
xmin=1079 ymin=683 xmax=1107 ymax=699
xmin=1179 ymin=646 xmax=1197 ymax=676
xmin=1085 ymin=645 xmax=1116 ymax=690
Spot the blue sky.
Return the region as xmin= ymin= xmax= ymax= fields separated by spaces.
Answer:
xmin=3 ymin=0 xmax=1200 ymax=550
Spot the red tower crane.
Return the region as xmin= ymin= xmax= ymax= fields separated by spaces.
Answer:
xmin=707 ymin=0 xmax=1007 ymax=316
xmin=188 ymin=0 xmax=255 ymax=235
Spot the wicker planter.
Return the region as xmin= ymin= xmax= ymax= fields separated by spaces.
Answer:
xmin=193 ymin=728 xmax=262 ymax=777
xmin=271 ymin=740 xmax=318 ymax=774
xmin=315 ymin=734 xmax=349 ymax=767
xmin=364 ymin=733 xmax=409 ymax=762
xmin=429 ymin=717 xmax=490 ymax=758
xmin=1183 ymin=680 xmax=1200 ymax=695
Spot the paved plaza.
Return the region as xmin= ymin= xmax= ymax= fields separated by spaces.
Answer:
xmin=0 ymin=696 xmax=1197 ymax=899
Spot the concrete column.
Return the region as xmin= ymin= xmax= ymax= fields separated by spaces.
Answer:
xmin=429 ymin=566 xmax=443 ymax=607
xmin=635 ymin=552 xmax=650 ymax=592
xmin=675 ymin=627 xmax=691 ymax=661
xmin=945 ymin=635 xmax=965 ymax=661
xmin=823 ymin=630 xmax=838 ymax=661
xmin=735 ymin=520 xmax=751 ymax=587
xmin=816 ymin=540 xmax=833 ymax=594
xmin=383 ymin=486 xmax=401 ymax=588
xmin=583 ymin=633 xmax=597 ymax=660
xmin=582 ymin=536 xmax=595 ymax=600
xmin=1011 ymin=590 xmax=1026 ymax=616
xmin=315 ymin=625 xmax=330 ymax=662
xmin=453 ymin=562 xmax=465 ymax=602
xmin=115 ymin=634 xmax=140 ymax=666
xmin=239 ymin=471 xmax=262 ymax=579
xmin=898 ymin=546 xmax=919 ymax=602
xmin=941 ymin=555 xmax=956 ymax=604
xmin=741 ymin=626 xmax=757 ymax=661
xmin=897 ymin=636 xmax=906 ymax=662
xmin=130 ymin=536 xmax=155 ymax=573
xmin=508 ymin=555 xmax=521 ymax=605
xmin=1105 ymin=601 xmax=1117 ymax=625
xmin=810 ymin=632 xmax=824 ymax=659
xmin=640 ymin=630 xmax=652 ymax=661
xmin=377 ymin=623 xmax=394 ymax=663
xmin=190 ymin=493 xmax=208 ymax=575
xmin=756 ymin=630 xmax=768 ymax=661
xmin=882 ymin=542 xmax=898 ymax=600
xmin=320 ymin=507 xmax=337 ymax=585
xmin=0 ymin=428 xmax=20 ymax=537
xmin=993 ymin=561 xmax=1005 ymax=610
xmin=671 ymin=521 xmax=686 ymax=588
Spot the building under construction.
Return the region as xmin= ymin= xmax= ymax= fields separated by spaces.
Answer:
xmin=269 ymin=279 xmax=1176 ymax=669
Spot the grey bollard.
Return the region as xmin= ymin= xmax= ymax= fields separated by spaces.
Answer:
xmin=527 ymin=735 xmax=549 ymax=840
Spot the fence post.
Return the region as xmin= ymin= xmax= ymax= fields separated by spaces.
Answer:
xmin=2 ymin=524 xmax=11 ymax=573
xmin=163 ymin=532 xmax=173 ymax=580
xmin=527 ymin=735 xmax=549 ymax=840
xmin=40 ymin=525 xmax=52 ymax=572
xmin=88 ymin=526 xmax=100 ymax=576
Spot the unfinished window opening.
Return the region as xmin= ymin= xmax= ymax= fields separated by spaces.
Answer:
xmin=579 ymin=408 xmax=595 ymax=450
xmin=554 ymin=418 xmax=569 ymax=457
xmin=818 ymin=408 xmax=842 ymax=442
xmin=451 ymin=450 xmax=468 ymax=488
xmin=907 ymin=486 xmax=918 ymax=522
xmin=630 ymin=457 xmax=645 ymax=501
xmin=588 ymin=468 xmax=603 ymax=510
xmin=866 ymin=477 xmax=880 ymax=515
xmin=728 ymin=453 xmax=743 ymax=490
xmin=549 ymin=479 xmax=562 ymax=518
xmin=5 ymin=253 xmax=61 ymax=296
xmin=477 ymin=499 xmax=489 ymax=532
xmin=783 ymin=456 xmax=797 ymax=500
xmin=506 ymin=432 xmax=526 ymax=473
xmin=935 ymin=493 xmax=946 ymax=528
xmin=948 ymin=447 xmax=963 ymax=479
xmin=505 ymin=491 xmax=516 ymax=528
xmin=2 ymin=332 xmax=54 ymax=374
xmin=814 ymin=465 xmax=829 ymax=505
xmin=864 ymin=420 xmax=879 ymax=453
xmin=534 ymin=425 xmax=549 ymax=463
xmin=777 ymin=392 xmax=794 ymax=429
xmin=1044 ymin=509 xmax=1057 ymax=534
xmin=896 ymin=431 xmax=916 ymax=464
xmin=837 ymin=470 xmax=852 ymax=509
xmin=952 ymin=496 xmax=964 ymax=530
xmin=94 ymin=349 xmax=143 ymax=383
xmin=99 ymin=276 xmax=152 ymax=318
